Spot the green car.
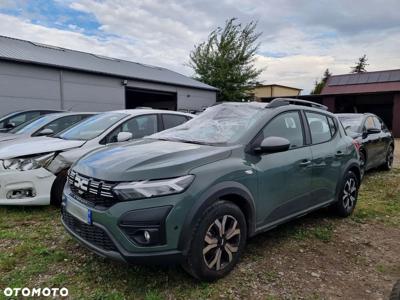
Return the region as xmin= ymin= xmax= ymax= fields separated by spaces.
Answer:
xmin=62 ymin=99 xmax=361 ymax=281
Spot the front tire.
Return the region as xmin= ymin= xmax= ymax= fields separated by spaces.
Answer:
xmin=183 ymin=200 xmax=247 ymax=281
xmin=332 ymin=170 xmax=359 ymax=217
xmin=50 ymin=169 xmax=68 ymax=207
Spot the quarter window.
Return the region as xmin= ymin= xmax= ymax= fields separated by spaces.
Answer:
xmin=305 ymin=112 xmax=332 ymax=144
xmin=261 ymin=111 xmax=304 ymax=149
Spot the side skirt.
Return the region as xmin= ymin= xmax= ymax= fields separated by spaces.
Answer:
xmin=254 ymin=198 xmax=335 ymax=235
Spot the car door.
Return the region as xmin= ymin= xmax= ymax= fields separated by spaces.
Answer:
xmin=372 ymin=116 xmax=389 ymax=165
xmin=363 ymin=116 xmax=380 ymax=168
xmin=305 ymin=111 xmax=346 ymax=204
xmin=252 ymin=110 xmax=313 ymax=227
xmin=102 ymin=114 xmax=158 ymax=144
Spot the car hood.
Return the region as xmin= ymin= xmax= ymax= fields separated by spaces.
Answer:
xmin=0 ymin=133 xmax=25 ymax=143
xmin=0 ymin=137 xmax=86 ymax=159
xmin=73 ymin=139 xmax=234 ymax=181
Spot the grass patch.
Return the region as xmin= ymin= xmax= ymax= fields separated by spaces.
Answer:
xmin=0 ymin=169 xmax=399 ymax=298
xmin=352 ymin=169 xmax=400 ymax=225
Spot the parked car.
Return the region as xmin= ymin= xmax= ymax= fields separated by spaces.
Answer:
xmin=0 ymin=109 xmax=193 ymax=206
xmin=0 ymin=110 xmax=61 ymax=133
xmin=391 ymin=280 xmax=400 ymax=300
xmin=337 ymin=113 xmax=394 ymax=176
xmin=0 ymin=112 xmax=95 ymax=143
xmin=62 ymin=99 xmax=360 ymax=281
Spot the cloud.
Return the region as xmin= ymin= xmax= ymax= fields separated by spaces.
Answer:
xmin=1 ymin=0 xmax=400 ymax=93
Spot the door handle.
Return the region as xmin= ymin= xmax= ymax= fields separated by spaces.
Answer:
xmin=299 ymin=160 xmax=311 ymax=167
xmin=335 ymin=151 xmax=344 ymax=157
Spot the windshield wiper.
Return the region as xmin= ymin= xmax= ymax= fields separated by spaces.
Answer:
xmin=153 ymin=137 xmax=210 ymax=145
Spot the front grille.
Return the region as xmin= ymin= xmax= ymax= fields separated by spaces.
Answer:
xmin=67 ymin=170 xmax=119 ymax=208
xmin=62 ymin=209 xmax=117 ymax=252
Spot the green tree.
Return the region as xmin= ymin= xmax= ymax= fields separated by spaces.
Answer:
xmin=189 ymin=18 xmax=263 ymax=101
xmin=351 ymin=54 xmax=368 ymax=73
xmin=311 ymin=68 xmax=331 ymax=94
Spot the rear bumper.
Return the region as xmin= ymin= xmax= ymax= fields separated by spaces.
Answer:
xmin=61 ymin=215 xmax=183 ymax=265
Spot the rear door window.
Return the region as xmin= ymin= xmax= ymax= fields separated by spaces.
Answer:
xmin=162 ymin=114 xmax=190 ymax=130
xmin=305 ymin=112 xmax=332 ymax=144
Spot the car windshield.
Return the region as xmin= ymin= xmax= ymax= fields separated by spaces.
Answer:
xmin=9 ymin=115 xmax=52 ymax=134
xmin=149 ymin=103 xmax=265 ymax=145
xmin=338 ymin=116 xmax=363 ymax=133
xmin=57 ymin=113 xmax=127 ymax=141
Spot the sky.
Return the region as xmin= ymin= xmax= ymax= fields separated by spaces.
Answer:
xmin=0 ymin=0 xmax=399 ymax=93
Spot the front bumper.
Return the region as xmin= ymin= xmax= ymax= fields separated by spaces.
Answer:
xmin=61 ymin=214 xmax=183 ymax=264
xmin=61 ymin=187 xmax=188 ymax=265
xmin=0 ymin=168 xmax=56 ymax=205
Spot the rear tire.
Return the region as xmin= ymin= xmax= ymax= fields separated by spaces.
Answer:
xmin=182 ymin=200 xmax=247 ymax=281
xmin=390 ymin=280 xmax=400 ymax=300
xmin=332 ymin=170 xmax=359 ymax=217
xmin=50 ymin=169 xmax=68 ymax=207
xmin=381 ymin=144 xmax=394 ymax=171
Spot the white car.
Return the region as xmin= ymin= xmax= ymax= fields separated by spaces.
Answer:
xmin=0 ymin=112 xmax=95 ymax=143
xmin=0 ymin=109 xmax=193 ymax=206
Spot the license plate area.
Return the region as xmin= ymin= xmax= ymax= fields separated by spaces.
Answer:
xmin=65 ymin=197 xmax=92 ymax=225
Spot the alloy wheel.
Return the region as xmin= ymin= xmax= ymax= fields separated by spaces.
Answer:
xmin=342 ymin=178 xmax=357 ymax=210
xmin=203 ymin=215 xmax=241 ymax=271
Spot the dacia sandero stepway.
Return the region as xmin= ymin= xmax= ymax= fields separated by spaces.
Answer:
xmin=62 ymin=99 xmax=361 ymax=281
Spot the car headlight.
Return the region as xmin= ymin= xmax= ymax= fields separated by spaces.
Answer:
xmin=113 ymin=175 xmax=195 ymax=200
xmin=2 ymin=153 xmax=55 ymax=171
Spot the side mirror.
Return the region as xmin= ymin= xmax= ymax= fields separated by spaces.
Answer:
xmin=117 ymin=132 xmax=133 ymax=142
xmin=5 ymin=122 xmax=15 ymax=129
xmin=254 ymin=136 xmax=291 ymax=154
xmin=366 ymin=128 xmax=381 ymax=135
xmin=37 ymin=128 xmax=54 ymax=136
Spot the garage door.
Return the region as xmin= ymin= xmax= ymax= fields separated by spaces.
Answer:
xmin=125 ymin=87 xmax=177 ymax=110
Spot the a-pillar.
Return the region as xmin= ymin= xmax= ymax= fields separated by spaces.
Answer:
xmin=322 ymin=96 xmax=336 ymax=112
xmin=392 ymin=93 xmax=400 ymax=138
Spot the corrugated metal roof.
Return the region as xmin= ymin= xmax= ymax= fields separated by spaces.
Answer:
xmin=0 ymin=35 xmax=217 ymax=91
xmin=321 ymin=69 xmax=400 ymax=95
xmin=328 ymin=69 xmax=400 ymax=86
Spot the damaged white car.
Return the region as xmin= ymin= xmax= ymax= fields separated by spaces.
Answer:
xmin=0 ymin=109 xmax=193 ymax=206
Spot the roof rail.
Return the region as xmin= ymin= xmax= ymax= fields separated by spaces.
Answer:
xmin=267 ymin=98 xmax=328 ymax=110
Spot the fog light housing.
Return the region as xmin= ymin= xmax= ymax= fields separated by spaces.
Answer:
xmin=6 ymin=188 xmax=36 ymax=199
xmin=118 ymin=206 xmax=172 ymax=246
xmin=144 ymin=231 xmax=151 ymax=242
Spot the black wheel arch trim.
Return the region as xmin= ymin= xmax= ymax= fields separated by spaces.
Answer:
xmin=177 ymin=181 xmax=256 ymax=254
xmin=336 ymin=161 xmax=361 ymax=199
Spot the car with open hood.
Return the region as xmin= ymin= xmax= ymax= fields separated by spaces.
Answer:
xmin=0 ymin=112 xmax=95 ymax=143
xmin=62 ymin=99 xmax=361 ymax=281
xmin=0 ymin=109 xmax=193 ymax=206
